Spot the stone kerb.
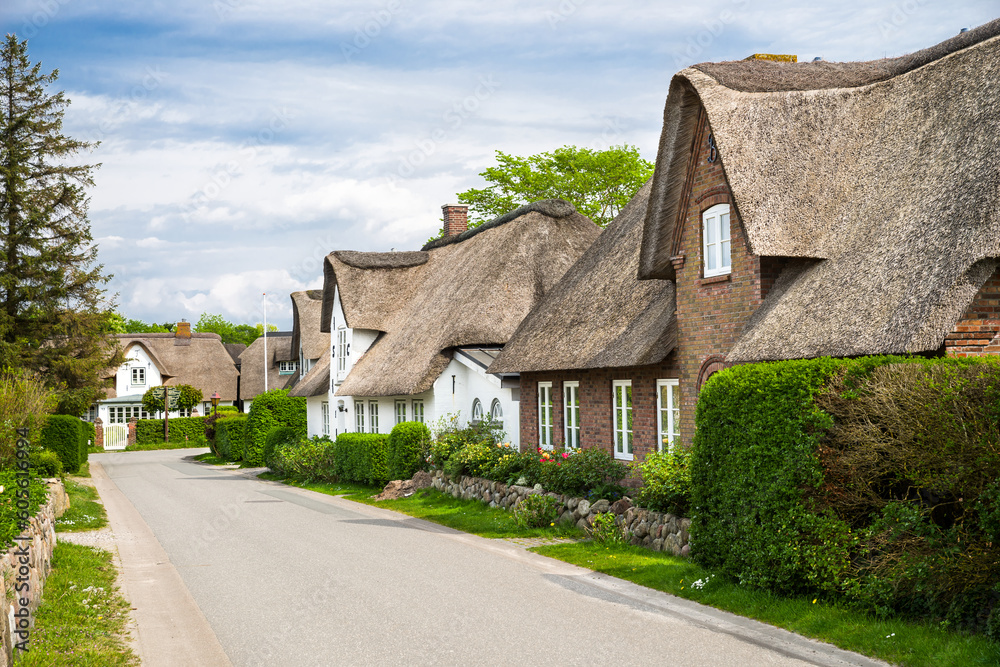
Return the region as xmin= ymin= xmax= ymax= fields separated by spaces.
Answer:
xmin=0 ymin=479 xmax=68 ymax=666
xmin=429 ymin=470 xmax=690 ymax=556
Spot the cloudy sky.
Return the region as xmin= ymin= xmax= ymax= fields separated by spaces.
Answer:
xmin=2 ymin=1 xmax=995 ymax=329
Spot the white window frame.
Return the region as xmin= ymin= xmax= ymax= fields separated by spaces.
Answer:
xmin=369 ymin=400 xmax=379 ymax=434
xmin=322 ymin=401 xmax=330 ymax=436
xmin=278 ymin=360 xmax=297 ymax=375
xmin=395 ymin=399 xmax=407 ymax=425
xmin=489 ymin=399 xmax=503 ymax=427
xmin=355 ymin=401 xmax=365 ymax=433
xmin=131 ymin=367 xmax=145 ymax=386
xmin=411 ymin=399 xmax=424 ymax=423
xmin=336 ymin=327 xmax=349 ymax=377
xmin=538 ymin=382 xmax=553 ymax=450
xmin=612 ymin=380 xmax=633 ymax=461
xmin=471 ymin=398 xmax=483 ymax=424
xmin=657 ymin=379 xmax=680 ymax=453
xmin=702 ymin=203 xmax=732 ymax=278
xmin=563 ymin=381 xmax=580 ymax=449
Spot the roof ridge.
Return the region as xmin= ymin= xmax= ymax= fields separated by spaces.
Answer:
xmin=421 ymin=198 xmax=578 ymax=251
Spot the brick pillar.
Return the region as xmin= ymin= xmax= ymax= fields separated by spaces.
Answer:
xmin=94 ymin=418 xmax=104 ymax=450
xmin=127 ymin=418 xmax=138 ymax=446
xmin=441 ymin=204 xmax=469 ymax=237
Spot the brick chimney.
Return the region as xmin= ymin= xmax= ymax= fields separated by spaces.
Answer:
xmin=175 ymin=320 xmax=191 ymax=346
xmin=441 ymin=204 xmax=469 ymax=237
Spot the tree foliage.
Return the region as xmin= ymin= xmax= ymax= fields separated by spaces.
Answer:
xmin=456 ymin=145 xmax=654 ymax=229
xmin=194 ymin=312 xmax=275 ymax=346
xmin=0 ymin=35 xmax=121 ymax=411
xmin=141 ymin=384 xmax=202 ymax=415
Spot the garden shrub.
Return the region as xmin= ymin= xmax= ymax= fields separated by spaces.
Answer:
xmin=636 ymin=448 xmax=691 ymax=515
xmin=532 ymin=447 xmax=628 ymax=499
xmin=39 ymin=414 xmax=81 ymax=474
xmin=588 ymin=512 xmax=627 ymax=545
xmin=79 ymin=419 xmax=95 ymax=466
xmin=135 ymin=416 xmax=206 ymax=446
xmin=244 ymin=389 xmax=306 ymax=466
xmin=387 ymin=421 xmax=431 ymax=481
xmin=513 ymin=493 xmax=560 ymax=529
xmin=693 ymin=355 xmax=1000 ymax=638
xmin=215 ymin=415 xmax=248 ymax=462
xmin=270 ymin=436 xmax=336 ymax=481
xmin=30 ymin=449 xmax=63 ymax=477
xmin=333 ymin=433 xmax=390 ymax=486
xmin=264 ymin=426 xmax=301 ymax=472
xmin=0 ymin=469 xmax=48 ymax=550
xmin=0 ymin=370 xmax=56 ymax=467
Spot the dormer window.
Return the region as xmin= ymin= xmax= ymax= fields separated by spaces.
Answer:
xmin=131 ymin=367 xmax=145 ymax=385
xmin=702 ymin=203 xmax=731 ymax=277
xmin=278 ymin=361 xmax=297 ymax=375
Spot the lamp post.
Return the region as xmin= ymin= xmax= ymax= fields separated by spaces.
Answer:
xmin=211 ymin=391 xmax=221 ymax=418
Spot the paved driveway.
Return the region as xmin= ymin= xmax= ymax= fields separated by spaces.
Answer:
xmin=90 ymin=449 xmax=887 ymax=667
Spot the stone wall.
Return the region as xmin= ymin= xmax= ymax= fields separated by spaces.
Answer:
xmin=430 ymin=471 xmax=690 ymax=556
xmin=0 ymin=479 xmax=68 ymax=666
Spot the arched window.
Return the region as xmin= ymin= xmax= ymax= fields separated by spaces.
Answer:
xmin=471 ymin=398 xmax=483 ymax=424
xmin=490 ymin=399 xmax=503 ymax=426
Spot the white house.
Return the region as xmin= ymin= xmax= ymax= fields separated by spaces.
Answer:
xmin=285 ymin=290 xmax=331 ymax=435
xmin=300 ymin=201 xmax=600 ymax=445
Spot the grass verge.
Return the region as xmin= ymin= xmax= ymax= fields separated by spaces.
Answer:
xmin=125 ymin=441 xmax=209 ymax=451
xmin=55 ymin=479 xmax=107 ymax=533
xmin=18 ymin=542 xmax=138 ymax=666
xmin=192 ymin=452 xmax=228 ymax=465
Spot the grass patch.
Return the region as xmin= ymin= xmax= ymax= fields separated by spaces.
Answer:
xmin=192 ymin=452 xmax=228 ymax=465
xmin=124 ymin=441 xmax=209 ymax=452
xmin=55 ymin=479 xmax=107 ymax=533
xmin=18 ymin=542 xmax=138 ymax=666
xmin=75 ymin=461 xmax=90 ymax=478
xmin=535 ymin=542 xmax=1000 ymax=667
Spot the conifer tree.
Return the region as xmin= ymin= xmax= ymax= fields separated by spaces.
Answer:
xmin=0 ymin=34 xmax=121 ymax=414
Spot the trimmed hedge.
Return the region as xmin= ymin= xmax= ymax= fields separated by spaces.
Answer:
xmin=387 ymin=421 xmax=430 ymax=481
xmin=39 ymin=414 xmax=81 ymax=474
xmin=80 ymin=419 xmax=95 ymax=465
xmin=244 ymin=389 xmax=306 ymax=466
xmin=333 ymin=433 xmax=390 ymax=486
xmin=264 ymin=426 xmax=300 ymax=471
xmin=693 ymin=355 xmax=1000 ymax=639
xmin=135 ymin=416 xmax=206 ymax=445
xmin=216 ymin=415 xmax=248 ymax=462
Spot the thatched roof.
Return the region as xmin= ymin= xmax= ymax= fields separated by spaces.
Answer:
xmin=288 ymin=353 xmax=330 ymax=398
xmin=290 ymin=290 xmax=330 ymax=362
xmin=105 ymin=333 xmax=240 ymax=401
xmin=238 ymin=332 xmax=295 ymax=400
xmin=490 ymin=182 xmax=677 ymax=373
xmin=322 ymin=200 xmax=601 ymax=396
xmin=224 ymin=343 xmax=246 ymax=364
xmin=638 ymin=20 xmax=1000 ymax=362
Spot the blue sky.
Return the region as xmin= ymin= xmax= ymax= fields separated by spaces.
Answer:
xmin=2 ymin=0 xmax=996 ymax=329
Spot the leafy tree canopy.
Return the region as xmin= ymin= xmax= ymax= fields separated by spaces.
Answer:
xmin=455 ymin=145 xmax=654 ymax=230
xmin=142 ymin=384 xmax=202 ymax=415
xmin=194 ymin=313 xmax=276 ymax=347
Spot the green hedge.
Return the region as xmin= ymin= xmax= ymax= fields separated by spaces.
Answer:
xmin=387 ymin=421 xmax=430 ymax=481
xmin=79 ymin=420 xmax=95 ymax=465
xmin=244 ymin=389 xmax=306 ymax=466
xmin=39 ymin=415 xmax=81 ymax=474
xmin=264 ymin=426 xmax=301 ymax=471
xmin=135 ymin=416 xmax=206 ymax=445
xmin=693 ymin=355 xmax=1000 ymax=639
xmin=216 ymin=415 xmax=248 ymax=462
xmin=333 ymin=433 xmax=390 ymax=486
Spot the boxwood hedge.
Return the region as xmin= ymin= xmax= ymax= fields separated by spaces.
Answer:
xmin=39 ymin=414 xmax=81 ymax=474
xmin=215 ymin=415 xmax=248 ymax=462
xmin=333 ymin=433 xmax=389 ymax=486
xmin=387 ymin=421 xmax=430 ymax=481
xmin=244 ymin=390 xmax=306 ymax=467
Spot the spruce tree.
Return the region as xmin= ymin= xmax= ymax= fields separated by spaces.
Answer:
xmin=0 ymin=34 xmax=121 ymax=414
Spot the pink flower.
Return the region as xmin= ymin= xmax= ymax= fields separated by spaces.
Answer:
xmin=562 ymin=452 xmax=569 ymax=459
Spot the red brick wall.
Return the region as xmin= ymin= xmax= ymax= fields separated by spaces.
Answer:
xmin=519 ymin=356 xmax=679 ymax=462
xmin=945 ymin=266 xmax=1000 ymax=356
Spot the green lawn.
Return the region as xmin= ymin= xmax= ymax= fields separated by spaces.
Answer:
xmin=55 ymin=479 xmax=107 ymax=533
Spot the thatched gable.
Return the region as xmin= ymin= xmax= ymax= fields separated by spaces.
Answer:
xmin=288 ymin=353 xmax=330 ymax=398
xmin=490 ymin=182 xmax=677 ymax=373
xmin=638 ymin=20 xmax=1000 ymax=362
xmin=323 ymin=201 xmax=601 ymax=396
xmin=238 ymin=332 xmax=295 ymax=400
xmin=107 ymin=333 xmax=240 ymax=401
xmin=290 ymin=290 xmax=330 ymax=362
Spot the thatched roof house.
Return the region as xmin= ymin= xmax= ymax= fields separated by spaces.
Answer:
xmin=639 ymin=19 xmax=1000 ymax=363
xmin=321 ymin=200 xmax=601 ymax=398
xmin=288 ymin=289 xmax=331 ymax=400
xmin=238 ymin=331 xmax=296 ymax=403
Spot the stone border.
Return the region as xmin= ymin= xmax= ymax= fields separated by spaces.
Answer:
xmin=0 ymin=479 xmax=68 ymax=666
xmin=429 ymin=471 xmax=690 ymax=556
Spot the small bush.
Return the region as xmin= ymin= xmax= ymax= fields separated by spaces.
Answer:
xmin=244 ymin=389 xmax=306 ymax=466
xmin=39 ymin=415 xmax=81 ymax=474
xmin=532 ymin=447 xmax=629 ymax=500
xmin=636 ymin=448 xmax=692 ymax=515
xmin=0 ymin=469 xmax=48 ymax=550
xmin=79 ymin=420 xmax=95 ymax=467
xmin=0 ymin=369 xmax=56 ymax=467
xmin=387 ymin=421 xmax=431 ymax=481
xmin=30 ymin=449 xmax=63 ymax=477
xmin=588 ymin=512 xmax=627 ymax=545
xmin=264 ymin=426 xmax=301 ymax=472
xmin=513 ymin=494 xmax=560 ymax=529
xmin=271 ymin=436 xmax=336 ymax=482
xmin=215 ymin=415 xmax=248 ymax=462
xmin=333 ymin=433 xmax=390 ymax=486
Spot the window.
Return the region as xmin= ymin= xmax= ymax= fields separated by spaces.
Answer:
xmin=412 ymin=399 xmax=425 ymax=423
xmin=278 ymin=361 xmax=297 ymax=375
xmin=322 ymin=402 xmax=330 ymax=436
xmin=337 ymin=328 xmax=349 ymax=375
xmin=175 ymin=407 xmax=191 ymax=418
xmin=109 ymin=405 xmax=150 ymax=424
xmin=702 ymin=203 xmax=731 ymax=277
xmin=489 ymin=399 xmax=503 ymax=427
xmin=369 ymin=401 xmax=379 ymax=434
xmin=563 ymin=381 xmax=580 ymax=449
xmin=471 ymin=398 xmax=483 ymax=424
xmin=612 ymin=380 xmax=633 ymax=460
xmin=538 ymin=382 xmax=553 ymax=450
xmin=355 ymin=401 xmax=365 ymax=433
xmin=657 ymin=379 xmax=680 ymax=452
xmin=395 ymin=400 xmax=407 ymax=424
xmin=131 ymin=367 xmax=145 ymax=385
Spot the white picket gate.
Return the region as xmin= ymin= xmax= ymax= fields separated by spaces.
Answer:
xmin=103 ymin=424 xmax=128 ymax=451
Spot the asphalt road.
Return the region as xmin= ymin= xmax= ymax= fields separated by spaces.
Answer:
xmin=91 ymin=449 xmax=888 ymax=667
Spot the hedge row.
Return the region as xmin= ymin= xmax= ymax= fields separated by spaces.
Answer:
xmin=693 ymin=355 xmax=1000 ymax=639
xmin=135 ymin=416 xmax=206 ymax=445
xmin=216 ymin=415 xmax=248 ymax=462
xmin=332 ymin=433 xmax=390 ymax=486
xmin=244 ymin=389 xmax=306 ymax=466
xmin=39 ymin=415 xmax=83 ymax=473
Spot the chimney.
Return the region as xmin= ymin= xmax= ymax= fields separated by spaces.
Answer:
xmin=441 ymin=204 xmax=469 ymax=237
xmin=175 ymin=320 xmax=191 ymax=345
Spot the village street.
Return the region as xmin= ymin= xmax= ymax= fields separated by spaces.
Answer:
xmin=86 ymin=448 xmax=887 ymax=667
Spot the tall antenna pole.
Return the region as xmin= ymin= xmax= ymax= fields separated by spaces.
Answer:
xmin=263 ymin=292 xmax=268 ymax=393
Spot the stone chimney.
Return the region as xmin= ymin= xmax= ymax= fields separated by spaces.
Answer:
xmin=441 ymin=204 xmax=469 ymax=237
xmin=175 ymin=320 xmax=191 ymax=346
